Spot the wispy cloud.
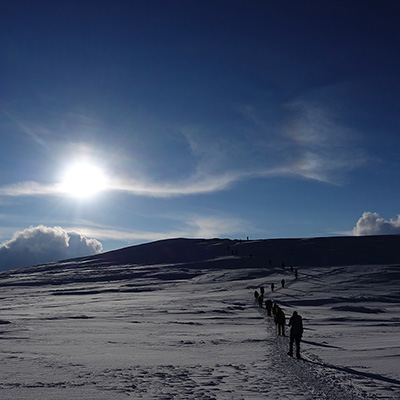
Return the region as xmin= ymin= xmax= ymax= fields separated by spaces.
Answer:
xmin=178 ymin=98 xmax=368 ymax=189
xmin=69 ymin=226 xmax=182 ymax=243
xmin=0 ymin=96 xmax=368 ymax=199
xmin=281 ymin=100 xmax=367 ymax=183
xmin=179 ymin=214 xmax=246 ymax=238
xmin=0 ymin=181 xmax=60 ymax=197
xmin=0 ymin=169 xmax=276 ymax=199
xmin=108 ymin=173 xmax=239 ymax=197
xmin=68 ymin=214 xmax=247 ymax=244
xmin=0 ymin=175 xmax=239 ymax=198
xmin=240 ymin=100 xmax=367 ymax=183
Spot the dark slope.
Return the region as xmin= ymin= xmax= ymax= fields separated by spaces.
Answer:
xmin=92 ymin=234 xmax=400 ymax=267
xmin=0 ymin=235 xmax=399 ymax=287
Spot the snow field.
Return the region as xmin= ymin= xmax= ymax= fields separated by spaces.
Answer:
xmin=0 ymin=238 xmax=399 ymax=399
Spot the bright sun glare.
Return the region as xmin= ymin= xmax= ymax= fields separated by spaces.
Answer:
xmin=60 ymin=162 xmax=108 ymax=198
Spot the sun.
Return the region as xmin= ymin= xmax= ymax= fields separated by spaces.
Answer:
xmin=59 ymin=162 xmax=108 ymax=198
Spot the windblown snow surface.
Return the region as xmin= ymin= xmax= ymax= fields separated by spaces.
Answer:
xmin=0 ymin=237 xmax=399 ymax=399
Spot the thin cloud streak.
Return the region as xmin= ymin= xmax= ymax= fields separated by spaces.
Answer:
xmin=0 ymin=181 xmax=61 ymax=197
xmin=0 ymin=177 xmax=238 ymax=198
xmin=0 ymin=163 xmax=344 ymax=199
xmin=69 ymin=215 xmax=246 ymax=244
xmin=73 ymin=227 xmax=183 ymax=243
xmin=0 ymin=167 xmax=293 ymax=199
xmin=108 ymin=169 xmax=280 ymax=198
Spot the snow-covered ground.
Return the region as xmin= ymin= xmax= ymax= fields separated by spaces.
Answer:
xmin=0 ymin=238 xmax=399 ymax=399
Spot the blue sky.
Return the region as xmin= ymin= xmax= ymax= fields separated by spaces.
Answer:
xmin=1 ymin=0 xmax=400 ymax=269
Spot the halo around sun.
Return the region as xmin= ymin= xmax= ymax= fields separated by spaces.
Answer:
xmin=59 ymin=161 xmax=108 ymax=198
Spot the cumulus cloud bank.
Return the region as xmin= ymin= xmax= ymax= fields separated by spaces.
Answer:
xmin=0 ymin=225 xmax=103 ymax=271
xmin=353 ymin=212 xmax=400 ymax=236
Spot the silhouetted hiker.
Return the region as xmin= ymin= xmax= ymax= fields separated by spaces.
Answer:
xmin=272 ymin=304 xmax=279 ymax=333
xmin=271 ymin=283 xmax=274 ymax=292
xmin=272 ymin=303 xmax=278 ymax=321
xmin=258 ymin=292 xmax=264 ymax=307
xmin=265 ymin=299 xmax=273 ymax=316
xmin=288 ymin=311 xmax=303 ymax=359
xmin=254 ymin=290 xmax=259 ymax=302
xmin=260 ymin=286 xmax=265 ymax=296
xmin=281 ymin=279 xmax=285 ymax=288
xmin=290 ymin=265 xmax=294 ymax=272
xmin=295 ymin=269 xmax=298 ymax=279
xmin=276 ymin=307 xmax=286 ymax=336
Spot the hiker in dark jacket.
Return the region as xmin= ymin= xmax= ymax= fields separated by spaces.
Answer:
xmin=272 ymin=302 xmax=278 ymax=318
xmin=265 ymin=299 xmax=273 ymax=316
xmin=288 ymin=311 xmax=304 ymax=359
xmin=257 ymin=292 xmax=264 ymax=308
xmin=276 ymin=307 xmax=286 ymax=336
xmin=254 ymin=290 xmax=259 ymax=301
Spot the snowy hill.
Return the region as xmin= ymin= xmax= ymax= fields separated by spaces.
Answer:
xmin=0 ymin=236 xmax=399 ymax=399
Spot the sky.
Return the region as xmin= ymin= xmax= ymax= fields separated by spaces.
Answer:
xmin=1 ymin=0 xmax=400 ymax=269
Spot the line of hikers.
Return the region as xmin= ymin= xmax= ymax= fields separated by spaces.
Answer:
xmin=254 ymin=287 xmax=304 ymax=359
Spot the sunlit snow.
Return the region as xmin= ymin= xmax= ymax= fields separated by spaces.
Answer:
xmin=0 ymin=237 xmax=399 ymax=399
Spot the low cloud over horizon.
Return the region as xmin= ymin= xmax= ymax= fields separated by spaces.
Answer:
xmin=353 ymin=212 xmax=400 ymax=236
xmin=0 ymin=225 xmax=102 ymax=271
xmin=1 ymin=213 xmax=399 ymax=272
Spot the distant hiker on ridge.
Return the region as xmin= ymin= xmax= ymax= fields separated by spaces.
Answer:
xmin=288 ymin=311 xmax=304 ymax=359
xmin=271 ymin=283 xmax=274 ymax=292
xmin=281 ymin=279 xmax=285 ymax=288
